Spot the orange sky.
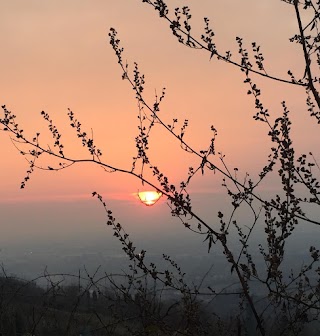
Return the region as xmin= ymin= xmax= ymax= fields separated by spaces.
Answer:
xmin=0 ymin=1 xmax=318 ymax=240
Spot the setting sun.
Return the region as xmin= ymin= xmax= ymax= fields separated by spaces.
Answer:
xmin=137 ymin=191 xmax=162 ymax=206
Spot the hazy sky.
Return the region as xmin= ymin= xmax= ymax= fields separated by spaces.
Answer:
xmin=0 ymin=1 xmax=318 ymax=255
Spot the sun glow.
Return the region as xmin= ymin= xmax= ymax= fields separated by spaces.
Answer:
xmin=138 ymin=191 xmax=162 ymax=206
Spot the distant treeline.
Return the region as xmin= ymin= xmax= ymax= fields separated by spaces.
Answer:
xmin=0 ymin=275 xmax=319 ymax=336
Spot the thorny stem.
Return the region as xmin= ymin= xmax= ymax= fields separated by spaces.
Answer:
xmin=221 ymin=240 xmax=265 ymax=336
xmin=96 ymin=190 xmax=266 ymax=335
xmin=0 ymin=3 xmax=319 ymax=333
xmin=3 ymin=118 xmax=268 ymax=334
xmin=142 ymin=0 xmax=308 ymax=88
xmin=116 ymin=58 xmax=320 ymax=226
xmin=294 ymin=0 xmax=320 ymax=109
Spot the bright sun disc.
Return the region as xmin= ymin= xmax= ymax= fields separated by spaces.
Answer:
xmin=138 ymin=191 xmax=162 ymax=206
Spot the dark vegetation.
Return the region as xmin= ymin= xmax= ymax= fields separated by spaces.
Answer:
xmin=0 ymin=272 xmax=243 ymax=336
xmin=1 ymin=272 xmax=320 ymax=336
xmin=1 ymin=0 xmax=320 ymax=334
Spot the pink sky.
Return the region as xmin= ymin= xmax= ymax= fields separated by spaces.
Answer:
xmin=0 ymin=1 xmax=318 ymax=244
